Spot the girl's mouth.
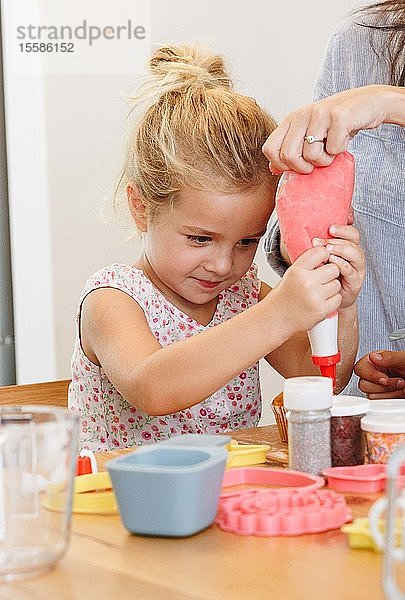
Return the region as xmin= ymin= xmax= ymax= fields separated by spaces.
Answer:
xmin=193 ymin=278 xmax=222 ymax=289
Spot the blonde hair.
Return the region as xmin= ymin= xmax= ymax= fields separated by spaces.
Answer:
xmin=118 ymin=45 xmax=277 ymax=220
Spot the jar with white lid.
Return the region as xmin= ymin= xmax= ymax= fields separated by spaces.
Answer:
xmin=368 ymin=400 xmax=405 ymax=414
xmin=331 ymin=396 xmax=370 ymax=467
xmin=284 ymin=376 xmax=333 ymax=475
xmin=361 ymin=412 xmax=405 ymax=464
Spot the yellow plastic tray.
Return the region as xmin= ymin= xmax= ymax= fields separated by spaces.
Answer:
xmin=44 ymin=441 xmax=271 ymax=514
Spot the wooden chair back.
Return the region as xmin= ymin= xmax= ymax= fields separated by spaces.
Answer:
xmin=0 ymin=379 xmax=70 ymax=407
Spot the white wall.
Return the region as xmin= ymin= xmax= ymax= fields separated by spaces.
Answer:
xmin=3 ymin=0 xmax=362 ymax=424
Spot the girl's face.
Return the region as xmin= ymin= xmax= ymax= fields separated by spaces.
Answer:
xmin=138 ymin=184 xmax=274 ymax=314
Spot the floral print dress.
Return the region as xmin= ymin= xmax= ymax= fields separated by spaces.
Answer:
xmin=68 ymin=263 xmax=262 ymax=451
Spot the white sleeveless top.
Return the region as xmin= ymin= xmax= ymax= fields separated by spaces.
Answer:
xmin=68 ymin=263 xmax=262 ymax=451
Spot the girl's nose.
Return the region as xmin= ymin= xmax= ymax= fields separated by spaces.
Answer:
xmin=204 ymin=250 xmax=233 ymax=276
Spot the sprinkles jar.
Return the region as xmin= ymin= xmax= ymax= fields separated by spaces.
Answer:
xmin=284 ymin=376 xmax=333 ymax=476
xmin=367 ymin=400 xmax=405 ymax=415
xmin=331 ymin=396 xmax=370 ymax=467
xmin=361 ymin=413 xmax=405 ymax=464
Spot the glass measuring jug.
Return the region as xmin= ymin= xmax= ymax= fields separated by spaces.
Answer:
xmin=0 ymin=405 xmax=79 ymax=581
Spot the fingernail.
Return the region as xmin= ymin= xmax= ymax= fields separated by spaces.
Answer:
xmin=326 ymin=244 xmax=334 ymax=252
xmin=378 ymin=377 xmax=388 ymax=385
xmin=329 ymin=226 xmax=338 ymax=234
xmin=371 ymin=352 xmax=382 ymax=361
xmin=397 ymin=379 xmax=405 ymax=388
xmin=312 ymin=238 xmax=323 ymax=247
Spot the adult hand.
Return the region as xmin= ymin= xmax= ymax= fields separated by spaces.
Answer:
xmin=355 ymin=350 xmax=405 ymax=399
xmin=313 ymin=224 xmax=365 ymax=310
xmin=262 ymin=85 xmax=405 ymax=174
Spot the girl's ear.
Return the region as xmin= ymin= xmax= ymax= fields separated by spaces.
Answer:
xmin=127 ymin=185 xmax=148 ymax=232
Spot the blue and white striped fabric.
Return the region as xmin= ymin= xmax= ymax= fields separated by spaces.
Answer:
xmin=264 ymin=14 xmax=405 ymax=395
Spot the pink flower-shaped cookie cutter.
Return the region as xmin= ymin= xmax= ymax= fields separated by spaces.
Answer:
xmin=217 ymin=467 xmax=351 ymax=536
xmin=216 ymin=488 xmax=351 ymax=536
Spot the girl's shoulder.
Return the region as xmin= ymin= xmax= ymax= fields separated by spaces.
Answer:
xmin=79 ymin=263 xmax=154 ymax=306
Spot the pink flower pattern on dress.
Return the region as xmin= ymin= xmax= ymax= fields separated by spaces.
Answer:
xmin=68 ymin=263 xmax=262 ymax=451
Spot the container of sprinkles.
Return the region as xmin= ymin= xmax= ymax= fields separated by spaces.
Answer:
xmin=367 ymin=400 xmax=405 ymax=414
xmin=331 ymin=396 xmax=370 ymax=467
xmin=361 ymin=412 xmax=405 ymax=464
xmin=284 ymin=376 xmax=333 ymax=476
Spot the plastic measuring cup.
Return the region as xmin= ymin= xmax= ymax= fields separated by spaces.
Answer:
xmin=0 ymin=405 xmax=79 ymax=581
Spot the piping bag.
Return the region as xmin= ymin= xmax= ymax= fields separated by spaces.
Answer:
xmin=276 ymin=151 xmax=355 ymax=386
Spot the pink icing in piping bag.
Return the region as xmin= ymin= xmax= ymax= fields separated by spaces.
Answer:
xmin=276 ymin=151 xmax=355 ymax=386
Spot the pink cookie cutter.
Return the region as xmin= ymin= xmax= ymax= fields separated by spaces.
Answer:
xmin=323 ymin=464 xmax=405 ymax=494
xmin=220 ymin=467 xmax=324 ymax=499
xmin=216 ymin=488 xmax=352 ymax=536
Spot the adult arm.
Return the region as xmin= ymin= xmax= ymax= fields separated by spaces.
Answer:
xmin=264 ymin=211 xmax=291 ymax=276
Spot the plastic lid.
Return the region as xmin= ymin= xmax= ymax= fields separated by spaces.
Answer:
xmin=283 ymin=376 xmax=333 ymax=411
xmin=368 ymin=400 xmax=405 ymax=414
xmin=361 ymin=412 xmax=405 ymax=434
xmin=331 ymin=396 xmax=370 ymax=417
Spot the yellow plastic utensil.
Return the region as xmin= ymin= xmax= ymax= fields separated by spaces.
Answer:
xmin=341 ymin=517 xmax=402 ymax=552
xmin=226 ymin=441 xmax=270 ymax=468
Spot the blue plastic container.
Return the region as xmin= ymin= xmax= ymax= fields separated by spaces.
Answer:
xmin=107 ymin=445 xmax=227 ymax=537
xmin=159 ymin=433 xmax=231 ymax=447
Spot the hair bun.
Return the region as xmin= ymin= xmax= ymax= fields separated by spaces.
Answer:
xmin=149 ymin=45 xmax=232 ymax=90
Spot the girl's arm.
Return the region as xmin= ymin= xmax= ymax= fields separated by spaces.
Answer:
xmin=81 ymin=246 xmax=341 ymax=415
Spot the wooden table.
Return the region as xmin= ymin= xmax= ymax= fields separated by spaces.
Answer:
xmin=1 ymin=426 xmax=387 ymax=600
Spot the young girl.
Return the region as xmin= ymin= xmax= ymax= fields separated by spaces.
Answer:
xmin=69 ymin=45 xmax=365 ymax=451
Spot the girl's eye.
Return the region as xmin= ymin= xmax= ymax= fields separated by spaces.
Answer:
xmin=187 ymin=235 xmax=211 ymax=245
xmin=239 ymin=238 xmax=260 ymax=247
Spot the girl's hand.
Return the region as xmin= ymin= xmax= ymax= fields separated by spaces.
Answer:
xmin=271 ymin=245 xmax=342 ymax=334
xmin=313 ymin=224 xmax=365 ymax=310
xmin=355 ymin=351 xmax=405 ymax=399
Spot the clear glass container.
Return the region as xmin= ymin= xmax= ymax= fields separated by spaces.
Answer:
xmin=0 ymin=405 xmax=79 ymax=581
